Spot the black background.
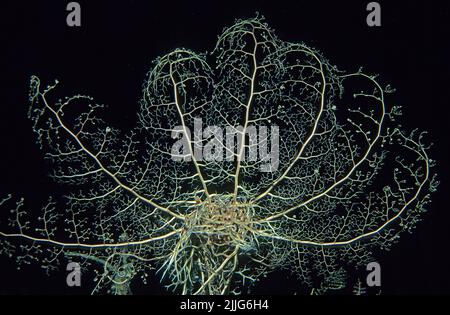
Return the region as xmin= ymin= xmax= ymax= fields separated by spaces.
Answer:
xmin=0 ymin=0 xmax=449 ymax=295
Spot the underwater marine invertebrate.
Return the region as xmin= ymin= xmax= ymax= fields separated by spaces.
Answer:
xmin=0 ymin=15 xmax=437 ymax=295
